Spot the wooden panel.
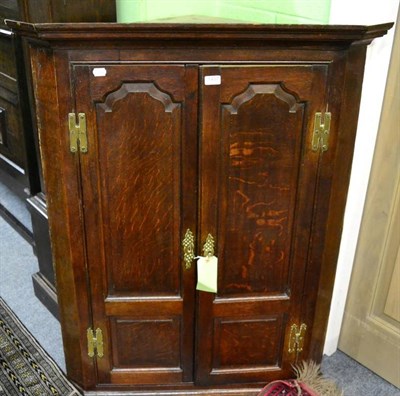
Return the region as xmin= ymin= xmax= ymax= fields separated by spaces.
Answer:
xmin=50 ymin=0 xmax=116 ymax=22
xmin=95 ymin=82 xmax=181 ymax=296
xmin=384 ymin=241 xmax=400 ymax=321
xmin=0 ymin=91 xmax=25 ymax=169
xmin=368 ymin=177 xmax=400 ymax=328
xmin=112 ymin=318 xmax=181 ymax=368
xmin=196 ymin=64 xmax=328 ymax=385
xmin=219 ymin=84 xmax=304 ymax=296
xmin=213 ymin=315 xmax=285 ymax=369
xmin=18 ymin=0 xmax=116 ymax=23
xmin=0 ymin=31 xmax=20 ymax=175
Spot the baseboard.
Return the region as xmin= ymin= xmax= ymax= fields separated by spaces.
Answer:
xmin=32 ymin=271 xmax=59 ymax=321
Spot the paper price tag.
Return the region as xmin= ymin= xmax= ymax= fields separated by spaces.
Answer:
xmin=92 ymin=67 xmax=107 ymax=77
xmin=204 ymin=75 xmax=221 ymax=86
xmin=196 ymin=255 xmax=218 ymax=293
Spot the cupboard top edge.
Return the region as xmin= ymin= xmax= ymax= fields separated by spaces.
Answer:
xmin=4 ymin=20 xmax=393 ymax=46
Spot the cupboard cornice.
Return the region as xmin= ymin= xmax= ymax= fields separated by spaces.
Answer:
xmin=6 ymin=21 xmax=393 ymax=47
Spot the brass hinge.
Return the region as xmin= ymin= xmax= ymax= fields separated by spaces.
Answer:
xmin=312 ymin=112 xmax=331 ymax=152
xmin=288 ymin=323 xmax=307 ymax=355
xmin=87 ymin=328 xmax=104 ymax=358
xmin=69 ymin=112 xmax=88 ymax=153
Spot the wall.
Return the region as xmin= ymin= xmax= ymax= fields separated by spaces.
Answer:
xmin=116 ymin=0 xmax=330 ymax=24
xmin=324 ymin=0 xmax=398 ymax=355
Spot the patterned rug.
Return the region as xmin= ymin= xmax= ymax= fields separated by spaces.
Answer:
xmin=0 ymin=297 xmax=81 ymax=395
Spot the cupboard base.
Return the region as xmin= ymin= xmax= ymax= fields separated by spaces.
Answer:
xmin=84 ymin=385 xmax=264 ymax=395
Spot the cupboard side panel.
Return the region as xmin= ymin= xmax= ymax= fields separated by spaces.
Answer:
xmin=306 ymin=46 xmax=369 ymax=360
xmin=29 ymin=46 xmax=95 ymax=387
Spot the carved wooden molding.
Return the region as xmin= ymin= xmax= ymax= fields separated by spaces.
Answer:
xmin=98 ymin=82 xmax=180 ymax=113
xmin=224 ymin=83 xmax=302 ymax=115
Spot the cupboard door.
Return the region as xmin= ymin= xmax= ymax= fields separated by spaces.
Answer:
xmin=196 ymin=65 xmax=328 ymax=385
xmin=73 ymin=64 xmax=198 ymax=385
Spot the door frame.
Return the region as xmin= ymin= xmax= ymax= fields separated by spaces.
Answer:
xmin=324 ymin=0 xmax=399 ymax=355
xmin=338 ymin=13 xmax=400 ymax=386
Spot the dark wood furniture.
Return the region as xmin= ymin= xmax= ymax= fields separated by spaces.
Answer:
xmin=0 ymin=0 xmax=116 ymax=319
xmin=0 ymin=1 xmax=37 ymax=243
xmin=9 ymin=21 xmax=392 ymax=395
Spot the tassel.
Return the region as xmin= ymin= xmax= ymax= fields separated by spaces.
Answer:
xmin=292 ymin=361 xmax=343 ymax=396
xmin=257 ymin=361 xmax=342 ymax=396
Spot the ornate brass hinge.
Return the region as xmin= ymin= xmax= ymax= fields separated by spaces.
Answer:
xmin=69 ymin=112 xmax=88 ymax=153
xmin=312 ymin=112 xmax=331 ymax=152
xmin=87 ymin=328 xmax=104 ymax=358
xmin=288 ymin=323 xmax=307 ymax=355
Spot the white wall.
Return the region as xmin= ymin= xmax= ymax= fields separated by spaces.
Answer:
xmin=324 ymin=0 xmax=399 ymax=355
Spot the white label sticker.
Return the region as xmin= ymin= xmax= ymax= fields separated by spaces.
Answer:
xmin=196 ymin=255 xmax=218 ymax=293
xmin=204 ymin=75 xmax=221 ymax=86
xmin=92 ymin=67 xmax=107 ymax=77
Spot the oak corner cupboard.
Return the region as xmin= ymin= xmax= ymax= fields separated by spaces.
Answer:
xmin=7 ymin=20 xmax=392 ymax=395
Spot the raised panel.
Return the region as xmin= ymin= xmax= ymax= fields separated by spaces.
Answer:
xmin=95 ymin=83 xmax=181 ymax=296
xmin=384 ymin=246 xmax=400 ymax=321
xmin=371 ymin=180 xmax=400 ymax=327
xmin=219 ymin=84 xmax=304 ymax=296
xmin=111 ymin=318 xmax=181 ymax=368
xmin=213 ymin=315 xmax=286 ymax=370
